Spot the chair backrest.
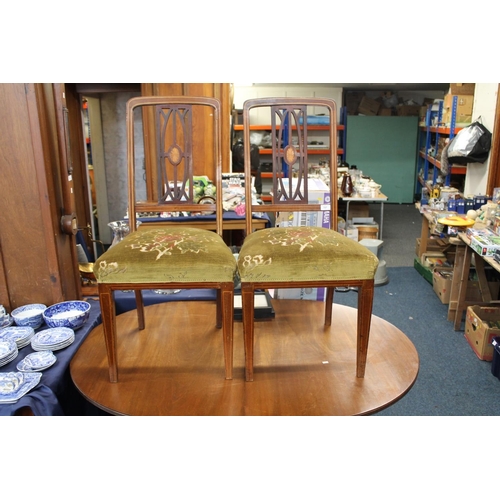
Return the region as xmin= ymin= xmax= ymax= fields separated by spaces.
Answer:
xmin=126 ymin=96 xmax=223 ymax=235
xmin=242 ymin=97 xmax=338 ymax=235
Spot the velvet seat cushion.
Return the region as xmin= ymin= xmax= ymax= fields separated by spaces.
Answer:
xmin=237 ymin=226 xmax=379 ymax=283
xmin=94 ymin=227 xmax=237 ymax=284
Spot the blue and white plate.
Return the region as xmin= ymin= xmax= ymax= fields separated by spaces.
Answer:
xmin=31 ymin=327 xmax=75 ymax=351
xmin=0 ymin=326 xmax=35 ymax=349
xmin=0 ymin=372 xmax=42 ymax=404
xmin=0 ymin=316 xmax=13 ymax=329
xmin=17 ymin=351 xmax=56 ymax=372
xmin=0 ymin=339 xmax=18 ymax=367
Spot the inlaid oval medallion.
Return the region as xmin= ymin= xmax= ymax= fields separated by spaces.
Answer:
xmin=284 ymin=145 xmax=297 ymax=166
xmin=168 ymin=145 xmax=182 ymax=165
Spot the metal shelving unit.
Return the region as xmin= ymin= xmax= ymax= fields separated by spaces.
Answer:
xmin=417 ymin=96 xmax=465 ymax=195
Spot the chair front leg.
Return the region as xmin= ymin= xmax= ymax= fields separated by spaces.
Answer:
xmin=356 ymin=280 xmax=375 ymax=378
xmin=99 ymin=284 xmax=119 ymax=383
xmin=216 ymin=288 xmax=222 ymax=329
xmin=220 ymin=282 xmax=234 ymax=380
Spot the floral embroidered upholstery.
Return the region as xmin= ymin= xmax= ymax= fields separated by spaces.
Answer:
xmin=95 ymin=227 xmax=236 ymax=284
xmin=238 ymin=226 xmax=378 ymax=282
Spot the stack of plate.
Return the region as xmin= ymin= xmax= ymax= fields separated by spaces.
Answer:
xmin=17 ymin=351 xmax=57 ymax=372
xmin=0 ymin=372 xmax=42 ymax=404
xmin=31 ymin=327 xmax=75 ymax=352
xmin=0 ymin=326 xmax=35 ymax=349
xmin=0 ymin=339 xmax=19 ymax=367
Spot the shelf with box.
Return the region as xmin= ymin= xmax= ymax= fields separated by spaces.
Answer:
xmin=416 ymin=96 xmax=467 ymax=195
xmin=233 ymin=108 xmax=347 ymax=202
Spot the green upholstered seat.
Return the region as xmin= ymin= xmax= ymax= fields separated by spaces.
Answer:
xmin=95 ymin=227 xmax=237 ymax=284
xmin=237 ymin=226 xmax=378 ymax=283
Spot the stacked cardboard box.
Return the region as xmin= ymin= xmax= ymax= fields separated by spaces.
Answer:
xmin=432 ymin=267 xmax=500 ymax=305
xmin=441 ymin=85 xmax=475 ymax=125
xmin=465 ymin=306 xmax=500 ymax=361
xmin=357 ymin=96 xmax=380 ymax=116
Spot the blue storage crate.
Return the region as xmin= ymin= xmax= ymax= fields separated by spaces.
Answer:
xmin=491 ymin=336 xmax=500 ymax=381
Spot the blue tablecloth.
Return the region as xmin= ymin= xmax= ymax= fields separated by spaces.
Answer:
xmin=0 ymin=290 xmax=219 ymax=415
xmin=114 ymin=289 xmax=217 ymax=315
xmin=0 ymin=300 xmax=102 ymax=416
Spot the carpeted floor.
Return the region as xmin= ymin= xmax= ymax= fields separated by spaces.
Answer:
xmin=334 ymin=265 xmax=500 ymax=415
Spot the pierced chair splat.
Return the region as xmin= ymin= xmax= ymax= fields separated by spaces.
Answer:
xmin=237 ymin=97 xmax=379 ymax=382
xmin=94 ymin=96 xmax=237 ymax=383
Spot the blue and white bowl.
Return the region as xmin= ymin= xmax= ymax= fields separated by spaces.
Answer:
xmin=11 ymin=304 xmax=47 ymax=329
xmin=42 ymin=301 xmax=91 ymax=330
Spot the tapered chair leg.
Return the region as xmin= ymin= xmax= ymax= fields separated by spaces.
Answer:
xmin=220 ymin=283 xmax=234 ymax=379
xmin=99 ymin=284 xmax=119 ymax=383
xmin=356 ymin=281 xmax=375 ymax=378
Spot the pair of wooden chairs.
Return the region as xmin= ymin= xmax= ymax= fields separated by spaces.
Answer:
xmin=94 ymin=96 xmax=379 ymax=383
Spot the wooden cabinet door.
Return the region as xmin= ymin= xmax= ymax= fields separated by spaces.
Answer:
xmin=0 ymin=83 xmax=81 ymax=310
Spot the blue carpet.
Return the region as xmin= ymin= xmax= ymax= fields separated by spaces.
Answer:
xmin=333 ymin=266 xmax=500 ymax=415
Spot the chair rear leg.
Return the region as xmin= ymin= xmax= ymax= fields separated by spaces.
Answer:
xmin=324 ymin=286 xmax=334 ymax=326
xmin=135 ymin=290 xmax=145 ymax=330
xmin=241 ymin=282 xmax=255 ymax=382
xmin=356 ymin=280 xmax=375 ymax=378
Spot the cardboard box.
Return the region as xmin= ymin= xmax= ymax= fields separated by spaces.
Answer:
xmin=415 ymin=237 xmax=450 ymax=257
xmin=338 ymin=225 xmax=359 ymax=241
xmin=431 ymin=267 xmax=499 ymax=305
xmin=397 ymin=105 xmax=421 ymax=116
xmin=432 ymin=267 xmax=454 ymax=304
xmin=346 ymin=91 xmax=365 ymax=115
xmin=449 ymin=83 xmax=476 ymax=95
xmin=444 ymin=94 xmax=474 ymax=115
xmin=465 ymin=306 xmax=500 ymax=361
xmin=421 ymin=251 xmax=447 ymax=268
xmin=358 ymin=96 xmax=380 ymax=116
xmin=378 ymin=108 xmax=392 ymax=116
xmin=441 ymin=110 xmax=472 ymax=126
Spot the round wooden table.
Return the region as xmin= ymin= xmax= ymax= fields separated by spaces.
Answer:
xmin=70 ymin=299 xmax=419 ymax=415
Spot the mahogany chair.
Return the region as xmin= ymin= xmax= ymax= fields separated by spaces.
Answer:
xmin=238 ymin=97 xmax=379 ymax=381
xmin=94 ymin=96 xmax=236 ymax=383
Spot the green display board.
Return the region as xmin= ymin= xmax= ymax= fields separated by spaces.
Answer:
xmin=345 ymin=116 xmax=419 ymax=204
